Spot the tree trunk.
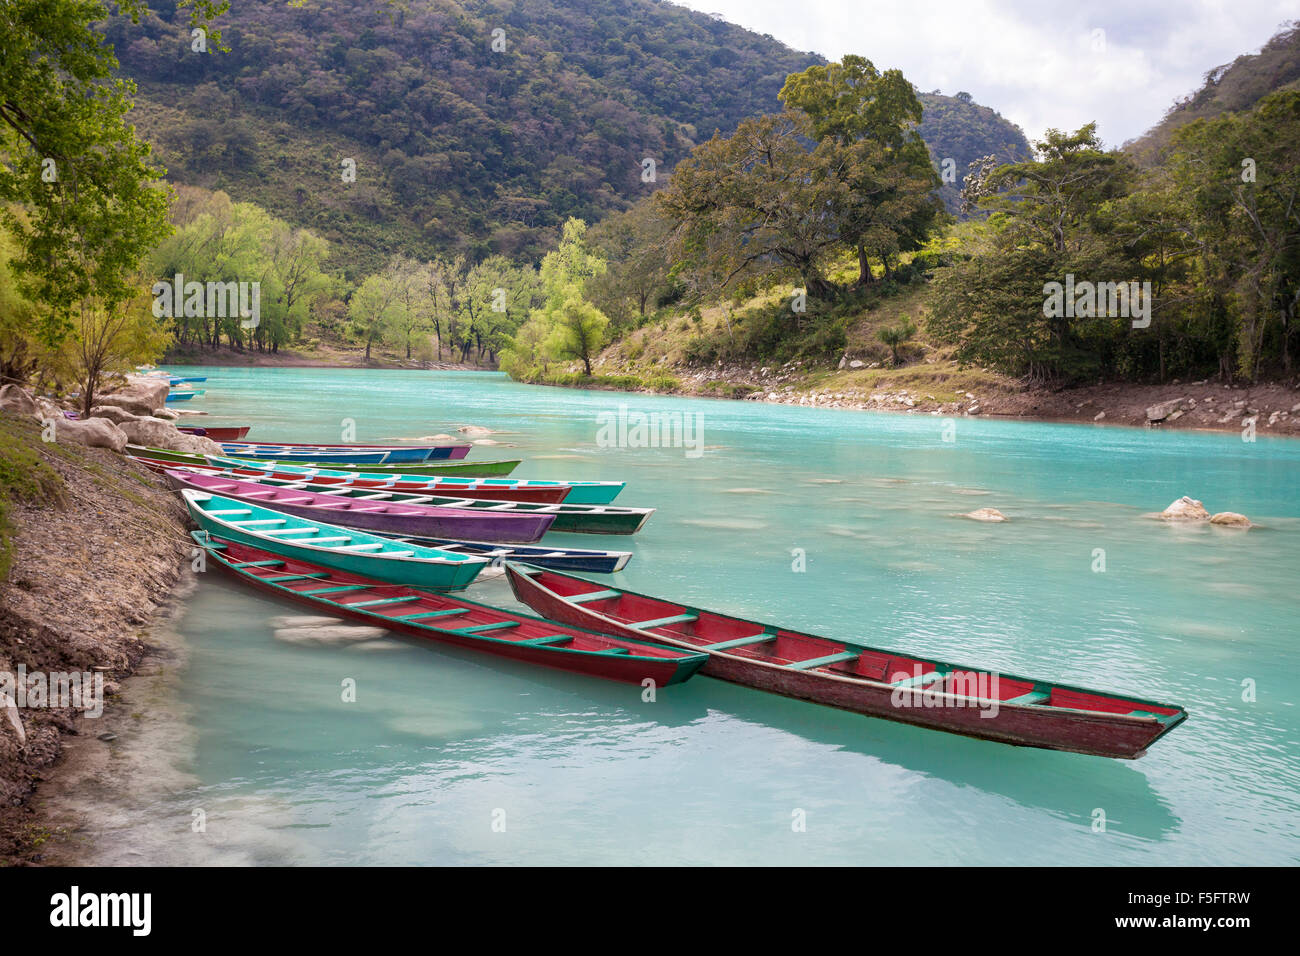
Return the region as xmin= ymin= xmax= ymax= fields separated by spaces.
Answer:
xmin=856 ymin=245 xmax=874 ymax=286
xmin=582 ymin=352 xmax=593 ymax=376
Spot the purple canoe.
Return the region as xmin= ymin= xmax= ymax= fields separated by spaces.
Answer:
xmin=162 ymin=470 xmax=556 ymax=544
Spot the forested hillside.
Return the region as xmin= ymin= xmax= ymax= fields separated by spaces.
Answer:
xmin=112 ymin=0 xmax=1025 ymax=274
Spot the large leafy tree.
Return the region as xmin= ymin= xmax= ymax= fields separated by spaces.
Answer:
xmin=928 ymin=125 xmax=1136 ymax=384
xmin=656 ymin=113 xmax=848 ymax=301
xmin=502 ymin=219 xmax=609 ymax=377
xmin=0 ymin=0 xmax=226 ymax=348
xmin=780 ymin=55 xmax=945 ymax=285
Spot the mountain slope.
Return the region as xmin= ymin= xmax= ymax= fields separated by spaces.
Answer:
xmin=112 ymin=0 xmax=1027 ymax=273
xmin=1126 ymin=20 xmax=1300 ymax=163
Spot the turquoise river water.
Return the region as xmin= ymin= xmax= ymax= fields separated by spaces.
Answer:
xmin=79 ymin=367 xmax=1299 ymax=865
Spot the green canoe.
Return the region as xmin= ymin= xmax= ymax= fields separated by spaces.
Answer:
xmin=126 ymin=444 xmax=522 ymax=477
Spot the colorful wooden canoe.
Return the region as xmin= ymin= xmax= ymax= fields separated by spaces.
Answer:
xmin=182 ymin=490 xmax=488 ymax=590
xmin=125 ymin=445 xmax=522 ymax=477
xmin=178 ymin=425 xmax=251 ymax=441
xmin=219 ymin=442 xmax=469 ymax=464
xmin=167 ymin=470 xmax=555 ymax=544
xmin=386 ymin=536 xmax=632 ymax=574
xmin=165 ymin=391 xmax=198 ymax=402
xmin=504 ymin=565 xmax=1190 ymax=759
xmin=166 ymin=466 xmax=654 ymax=534
xmin=193 ymin=532 xmax=705 ymax=685
xmin=205 ymin=457 xmax=626 ymax=505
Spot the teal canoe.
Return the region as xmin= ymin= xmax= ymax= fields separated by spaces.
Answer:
xmin=181 ymin=489 xmax=488 ymax=590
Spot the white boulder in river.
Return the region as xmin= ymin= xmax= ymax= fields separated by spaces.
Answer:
xmin=1158 ymin=496 xmax=1210 ymax=520
xmin=1209 ymin=512 xmax=1252 ymax=528
xmin=963 ymin=508 xmax=1008 ymax=522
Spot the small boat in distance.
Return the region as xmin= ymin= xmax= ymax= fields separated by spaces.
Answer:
xmin=182 ymin=490 xmax=489 ymax=590
xmin=179 ymin=425 xmax=251 ymax=441
xmin=194 ymin=532 xmax=705 ymax=685
xmin=504 ymin=565 xmax=1189 ymax=759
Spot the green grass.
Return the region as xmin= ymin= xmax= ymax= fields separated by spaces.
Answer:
xmin=0 ymin=415 xmax=66 ymax=582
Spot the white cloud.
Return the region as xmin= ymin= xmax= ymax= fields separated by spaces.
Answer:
xmin=679 ymin=0 xmax=1296 ymax=145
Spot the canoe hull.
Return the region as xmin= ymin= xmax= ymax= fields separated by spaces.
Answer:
xmin=206 ymin=458 xmax=572 ymax=502
xmin=164 ymin=470 xmax=555 ymax=544
xmin=505 ymin=566 xmax=1185 ymax=759
xmin=126 ymin=445 xmax=520 ymax=477
xmin=185 ymin=493 xmax=486 ymax=590
xmin=392 ymin=535 xmax=633 ymax=574
xmin=197 ymin=534 xmax=704 ymax=685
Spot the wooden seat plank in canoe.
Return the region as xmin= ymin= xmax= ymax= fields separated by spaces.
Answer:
xmin=701 ymin=632 xmax=778 ymax=652
xmin=397 ymin=608 xmax=472 ymax=621
xmin=344 ymin=595 xmax=423 ymax=609
xmin=263 ymin=572 xmax=331 ymax=583
xmin=208 ymin=508 xmax=253 ymax=516
xmin=303 ymin=584 xmax=371 ymax=595
xmin=235 ymin=518 xmax=290 ymax=527
xmin=1006 ymin=688 xmax=1051 ymax=706
xmin=521 ymin=634 xmax=575 ymax=646
xmin=231 ymin=559 xmax=285 ymax=569
xmin=629 ymin=612 xmax=698 ymax=629
xmin=568 ymin=589 xmax=622 ymax=604
xmin=788 ymin=650 xmax=860 ymax=671
xmin=455 ymin=621 xmax=522 ymax=634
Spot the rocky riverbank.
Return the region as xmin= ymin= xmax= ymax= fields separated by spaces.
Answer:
xmin=0 ymin=403 xmax=190 ymax=864
xmin=621 ymin=360 xmax=1300 ymax=438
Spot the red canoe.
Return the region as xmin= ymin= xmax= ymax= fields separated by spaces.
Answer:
xmin=178 ymin=424 xmax=252 ymax=441
xmin=504 ymin=565 xmax=1188 ymax=759
xmin=196 ymin=534 xmax=707 ymax=685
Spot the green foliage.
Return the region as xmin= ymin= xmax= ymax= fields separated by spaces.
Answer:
xmin=503 ymin=219 xmax=609 ymax=377
xmin=0 ymin=0 xmax=197 ymax=347
xmin=110 ymin=0 xmax=823 ymax=273
xmin=877 ymin=317 xmax=917 ymax=366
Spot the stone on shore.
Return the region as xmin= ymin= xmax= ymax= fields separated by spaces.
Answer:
xmin=0 ymin=384 xmax=38 ymax=416
xmin=118 ymin=416 xmax=222 ymax=454
xmin=90 ymin=405 xmax=141 ymax=425
xmin=55 ymin=416 xmax=127 ymax=452
xmin=963 ymin=508 xmax=1007 ymax=522
xmin=1146 ymin=397 xmax=1189 ymax=422
xmin=1209 ymin=512 xmax=1252 ymax=528
xmin=1159 ymin=496 xmax=1210 ymax=520
xmin=97 ymin=377 xmax=169 ymax=416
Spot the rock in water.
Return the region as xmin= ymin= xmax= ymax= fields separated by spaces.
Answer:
xmin=1159 ymin=496 xmax=1210 ymax=520
xmin=963 ymin=508 xmax=1007 ymax=522
xmin=1209 ymin=512 xmax=1252 ymax=528
xmin=273 ymin=625 xmax=391 ymax=646
xmin=457 ymin=425 xmax=494 ymax=437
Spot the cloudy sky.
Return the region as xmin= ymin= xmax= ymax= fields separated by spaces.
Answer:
xmin=678 ymin=0 xmax=1296 ymax=146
